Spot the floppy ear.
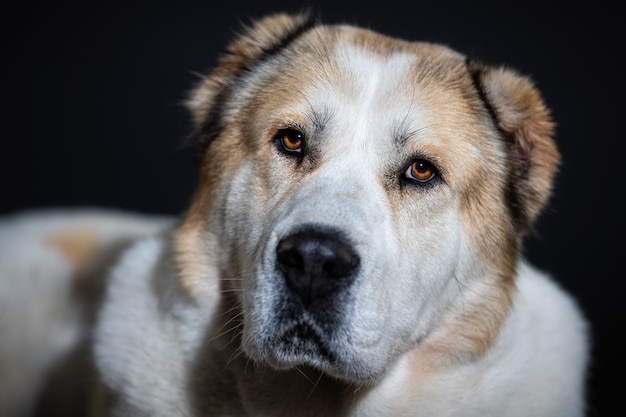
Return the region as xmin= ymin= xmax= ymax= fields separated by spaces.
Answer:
xmin=472 ymin=65 xmax=560 ymax=232
xmin=187 ymin=11 xmax=317 ymax=149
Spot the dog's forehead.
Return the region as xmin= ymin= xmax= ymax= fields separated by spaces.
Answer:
xmin=245 ymin=27 xmax=496 ymax=175
xmin=271 ymin=30 xmax=483 ymax=133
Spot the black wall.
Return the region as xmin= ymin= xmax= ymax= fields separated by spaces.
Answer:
xmin=3 ymin=1 xmax=622 ymax=415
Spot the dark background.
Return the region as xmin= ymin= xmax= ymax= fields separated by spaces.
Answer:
xmin=3 ymin=1 xmax=622 ymax=415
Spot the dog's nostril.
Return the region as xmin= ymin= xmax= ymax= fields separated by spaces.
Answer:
xmin=276 ymin=239 xmax=304 ymax=270
xmin=322 ymin=245 xmax=357 ymax=278
xmin=276 ymin=229 xmax=360 ymax=303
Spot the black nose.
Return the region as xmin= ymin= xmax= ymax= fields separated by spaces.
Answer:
xmin=275 ymin=228 xmax=360 ymax=304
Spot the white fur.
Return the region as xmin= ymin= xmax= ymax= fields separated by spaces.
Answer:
xmin=0 ymin=15 xmax=589 ymax=417
xmin=0 ymin=210 xmax=173 ymax=417
xmin=91 ymin=235 xmax=587 ymax=417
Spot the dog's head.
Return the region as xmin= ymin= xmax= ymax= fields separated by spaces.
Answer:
xmin=175 ymin=12 xmax=559 ymax=383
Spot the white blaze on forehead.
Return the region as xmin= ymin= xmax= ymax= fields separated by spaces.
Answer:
xmin=319 ymin=43 xmax=422 ymax=154
xmin=337 ymin=45 xmax=416 ymax=141
xmin=295 ymin=40 xmax=490 ymax=188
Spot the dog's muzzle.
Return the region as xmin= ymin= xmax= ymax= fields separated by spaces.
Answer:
xmin=245 ymin=224 xmax=387 ymax=380
xmin=275 ymin=227 xmax=360 ymax=305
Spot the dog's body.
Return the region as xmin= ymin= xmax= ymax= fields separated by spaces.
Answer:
xmin=1 ymin=12 xmax=589 ymax=417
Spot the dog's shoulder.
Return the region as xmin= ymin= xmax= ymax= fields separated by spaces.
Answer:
xmin=512 ymin=261 xmax=588 ymax=344
xmin=490 ymin=261 xmax=589 ymax=416
xmin=0 ymin=209 xmax=175 ymax=417
xmin=92 ymin=225 xmax=225 ymax=416
xmin=383 ymin=262 xmax=589 ymax=417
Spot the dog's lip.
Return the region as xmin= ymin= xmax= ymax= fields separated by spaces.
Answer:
xmin=265 ymin=320 xmax=337 ymax=367
xmin=259 ymin=320 xmax=387 ymax=382
xmin=244 ymin=302 xmax=390 ymax=382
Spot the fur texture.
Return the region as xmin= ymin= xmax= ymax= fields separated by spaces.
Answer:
xmin=0 ymin=12 xmax=588 ymax=417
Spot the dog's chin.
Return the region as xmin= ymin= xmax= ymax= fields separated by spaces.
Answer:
xmin=245 ymin=323 xmax=384 ymax=383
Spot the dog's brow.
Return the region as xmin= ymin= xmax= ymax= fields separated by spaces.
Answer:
xmin=308 ymin=105 xmax=335 ymax=133
xmin=390 ymin=119 xmax=414 ymax=149
xmin=390 ymin=82 xmax=417 ymax=149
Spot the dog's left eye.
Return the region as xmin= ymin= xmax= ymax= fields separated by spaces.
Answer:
xmin=274 ymin=128 xmax=304 ymax=155
xmin=404 ymin=160 xmax=437 ymax=183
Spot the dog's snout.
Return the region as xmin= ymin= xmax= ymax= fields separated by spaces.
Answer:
xmin=276 ymin=229 xmax=360 ymax=303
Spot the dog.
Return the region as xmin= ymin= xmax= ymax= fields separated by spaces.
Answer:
xmin=0 ymin=11 xmax=589 ymax=417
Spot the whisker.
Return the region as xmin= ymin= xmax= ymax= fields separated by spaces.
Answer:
xmin=306 ymin=370 xmax=324 ymax=399
xmin=293 ymin=366 xmax=316 ymax=386
xmin=243 ymin=356 xmax=254 ymax=375
xmin=212 ymin=308 xmax=240 ymax=324
xmin=219 ymin=288 xmax=245 ymax=294
xmin=210 ymin=312 xmax=244 ymax=342
xmin=224 ymin=343 xmax=245 ymax=369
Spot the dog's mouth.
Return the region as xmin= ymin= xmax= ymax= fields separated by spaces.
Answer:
xmin=240 ymin=274 xmax=359 ymax=379
xmin=254 ymin=309 xmax=389 ymax=383
xmin=267 ymin=320 xmax=338 ymax=369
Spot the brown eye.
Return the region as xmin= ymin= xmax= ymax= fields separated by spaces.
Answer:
xmin=405 ymin=159 xmax=436 ymax=183
xmin=276 ymin=129 xmax=303 ymax=154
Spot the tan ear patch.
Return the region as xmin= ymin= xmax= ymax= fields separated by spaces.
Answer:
xmin=473 ymin=64 xmax=559 ymax=231
xmin=45 ymin=228 xmax=99 ymax=287
xmin=187 ymin=11 xmax=316 ymax=149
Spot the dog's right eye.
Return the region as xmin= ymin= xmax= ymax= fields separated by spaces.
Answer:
xmin=274 ymin=129 xmax=304 ymax=156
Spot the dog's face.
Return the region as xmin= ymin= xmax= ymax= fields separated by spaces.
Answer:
xmin=176 ymin=13 xmax=559 ymax=383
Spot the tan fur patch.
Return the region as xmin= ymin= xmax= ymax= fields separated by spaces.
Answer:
xmin=174 ymin=125 xmax=248 ymax=297
xmin=45 ymin=228 xmax=98 ymax=286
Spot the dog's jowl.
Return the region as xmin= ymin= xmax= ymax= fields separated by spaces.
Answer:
xmin=0 ymin=11 xmax=589 ymax=417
